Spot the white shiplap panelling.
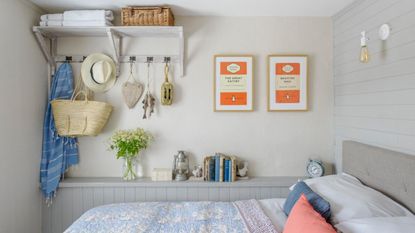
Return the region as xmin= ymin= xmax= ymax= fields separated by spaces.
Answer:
xmin=333 ymin=0 xmax=415 ymax=171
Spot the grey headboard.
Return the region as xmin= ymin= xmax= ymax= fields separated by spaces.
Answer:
xmin=343 ymin=141 xmax=415 ymax=213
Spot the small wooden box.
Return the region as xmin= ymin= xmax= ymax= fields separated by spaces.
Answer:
xmin=121 ymin=7 xmax=175 ymax=26
xmin=151 ymin=168 xmax=172 ymax=181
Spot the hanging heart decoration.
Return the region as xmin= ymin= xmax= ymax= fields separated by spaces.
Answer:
xmin=122 ymin=81 xmax=144 ymax=109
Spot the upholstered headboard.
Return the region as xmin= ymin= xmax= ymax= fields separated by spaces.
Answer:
xmin=343 ymin=141 xmax=415 ymax=213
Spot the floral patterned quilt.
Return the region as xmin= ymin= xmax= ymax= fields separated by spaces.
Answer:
xmin=65 ymin=200 xmax=278 ymax=233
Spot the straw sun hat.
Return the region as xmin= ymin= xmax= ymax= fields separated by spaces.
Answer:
xmin=81 ymin=53 xmax=116 ymax=93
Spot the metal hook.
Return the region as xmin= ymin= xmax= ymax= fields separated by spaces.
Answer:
xmin=164 ymin=57 xmax=171 ymax=64
xmin=146 ymin=57 xmax=153 ymax=68
xmin=129 ymin=56 xmax=136 ymax=76
xmin=65 ymin=56 xmax=72 ymax=62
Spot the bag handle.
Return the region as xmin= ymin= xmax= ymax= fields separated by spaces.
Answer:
xmin=71 ymin=91 xmax=89 ymax=102
xmin=64 ymin=115 xmax=88 ymax=136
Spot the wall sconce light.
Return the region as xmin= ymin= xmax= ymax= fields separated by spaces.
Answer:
xmin=360 ymin=31 xmax=369 ymax=63
xmin=379 ymin=24 xmax=391 ymax=40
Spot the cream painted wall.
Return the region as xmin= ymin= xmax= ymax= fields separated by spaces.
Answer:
xmin=63 ymin=16 xmax=333 ymax=178
xmin=0 ymin=1 xmax=46 ymax=233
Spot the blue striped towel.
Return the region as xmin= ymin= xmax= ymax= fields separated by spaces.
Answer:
xmin=40 ymin=63 xmax=79 ymax=201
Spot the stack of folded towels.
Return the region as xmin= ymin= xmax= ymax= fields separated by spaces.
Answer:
xmin=40 ymin=10 xmax=114 ymax=27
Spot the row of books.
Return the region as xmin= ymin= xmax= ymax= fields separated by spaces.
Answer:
xmin=203 ymin=153 xmax=237 ymax=182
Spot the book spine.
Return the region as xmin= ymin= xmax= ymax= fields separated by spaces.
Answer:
xmin=224 ymin=160 xmax=229 ymax=182
xmin=219 ymin=155 xmax=224 ymax=182
xmin=228 ymin=160 xmax=232 ymax=182
xmin=209 ymin=158 xmax=215 ymax=181
xmin=215 ymin=155 xmax=220 ymax=182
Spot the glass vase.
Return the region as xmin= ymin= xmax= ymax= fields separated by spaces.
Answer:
xmin=122 ymin=156 xmax=143 ymax=180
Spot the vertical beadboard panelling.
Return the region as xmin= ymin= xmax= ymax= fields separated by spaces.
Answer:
xmin=156 ymin=187 xmax=167 ymax=201
xmin=135 ymin=187 xmax=146 ymax=201
xmin=61 ymin=189 xmax=73 ymax=231
xmin=333 ymin=0 xmax=415 ymax=171
xmin=125 ymin=188 xmax=136 ymax=202
xmin=82 ymin=188 xmax=94 ymax=212
xmin=219 ymin=188 xmax=230 ymax=201
xmin=103 ymin=187 xmax=114 ymax=204
xmin=166 ymin=187 xmax=177 ymax=201
xmin=208 ymin=187 xmax=220 ymax=201
xmin=51 ymin=192 xmax=62 ymax=233
xmin=93 ymin=188 xmax=104 ymax=206
xmin=114 ymin=188 xmax=125 ymax=203
xmin=72 ymin=188 xmax=83 ymax=221
xmin=198 ymin=187 xmax=209 ymax=201
xmin=187 ymin=187 xmax=199 ymax=201
xmin=239 ymin=187 xmax=251 ymax=200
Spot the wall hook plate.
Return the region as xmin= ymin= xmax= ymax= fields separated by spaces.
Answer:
xmin=379 ymin=24 xmax=391 ymax=40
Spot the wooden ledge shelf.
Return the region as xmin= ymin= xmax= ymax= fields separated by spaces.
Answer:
xmin=59 ymin=176 xmax=301 ymax=188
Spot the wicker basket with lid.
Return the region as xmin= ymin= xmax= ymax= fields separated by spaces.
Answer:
xmin=121 ymin=6 xmax=175 ymax=26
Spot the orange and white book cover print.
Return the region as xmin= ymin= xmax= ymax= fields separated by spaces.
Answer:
xmin=219 ymin=62 xmax=248 ymax=106
xmin=275 ymin=63 xmax=301 ymax=104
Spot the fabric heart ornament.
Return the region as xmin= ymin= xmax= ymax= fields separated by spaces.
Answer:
xmin=122 ymin=81 xmax=144 ymax=109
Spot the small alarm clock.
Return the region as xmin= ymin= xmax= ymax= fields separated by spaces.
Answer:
xmin=306 ymin=159 xmax=325 ymax=178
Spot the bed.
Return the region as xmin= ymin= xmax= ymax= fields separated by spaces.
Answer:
xmin=65 ymin=141 xmax=415 ymax=233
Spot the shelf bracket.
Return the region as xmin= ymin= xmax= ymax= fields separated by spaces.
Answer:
xmin=178 ymin=29 xmax=184 ymax=77
xmin=33 ymin=28 xmax=56 ymax=76
xmin=106 ymin=28 xmax=121 ymax=77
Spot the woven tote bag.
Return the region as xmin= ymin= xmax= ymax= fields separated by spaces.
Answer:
xmin=51 ymin=91 xmax=113 ymax=137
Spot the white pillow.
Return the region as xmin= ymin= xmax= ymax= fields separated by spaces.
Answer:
xmin=335 ymin=216 xmax=415 ymax=233
xmin=303 ymin=175 xmax=413 ymax=224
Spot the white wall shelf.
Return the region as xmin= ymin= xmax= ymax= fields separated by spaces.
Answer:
xmin=33 ymin=26 xmax=184 ymax=77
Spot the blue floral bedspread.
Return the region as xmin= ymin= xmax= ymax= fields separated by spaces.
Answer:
xmin=65 ymin=200 xmax=278 ymax=233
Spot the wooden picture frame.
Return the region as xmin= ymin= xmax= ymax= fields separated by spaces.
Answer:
xmin=214 ymin=55 xmax=254 ymax=112
xmin=267 ymin=55 xmax=308 ymax=111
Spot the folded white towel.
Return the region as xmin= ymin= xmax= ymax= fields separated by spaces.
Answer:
xmin=40 ymin=21 xmax=63 ymax=27
xmin=62 ymin=20 xmax=113 ymax=27
xmin=40 ymin=14 xmax=63 ymax=21
xmin=63 ymin=10 xmax=114 ymax=21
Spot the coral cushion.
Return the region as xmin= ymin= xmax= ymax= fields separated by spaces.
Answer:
xmin=283 ymin=194 xmax=337 ymax=233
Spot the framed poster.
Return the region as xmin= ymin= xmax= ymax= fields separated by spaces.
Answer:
xmin=268 ymin=55 xmax=308 ymax=111
xmin=214 ymin=55 xmax=254 ymax=111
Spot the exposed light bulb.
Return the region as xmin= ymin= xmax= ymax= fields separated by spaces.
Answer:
xmin=360 ymin=31 xmax=369 ymax=63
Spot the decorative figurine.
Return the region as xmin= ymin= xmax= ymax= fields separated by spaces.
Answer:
xmin=237 ymin=161 xmax=248 ymax=177
xmin=192 ymin=165 xmax=203 ymax=178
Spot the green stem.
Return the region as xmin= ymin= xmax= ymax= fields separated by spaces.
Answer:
xmin=122 ymin=157 xmax=139 ymax=180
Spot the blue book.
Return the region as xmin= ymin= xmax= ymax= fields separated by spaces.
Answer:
xmin=224 ymin=160 xmax=230 ymax=182
xmin=228 ymin=160 xmax=232 ymax=182
xmin=215 ymin=155 xmax=220 ymax=182
xmin=209 ymin=158 xmax=215 ymax=181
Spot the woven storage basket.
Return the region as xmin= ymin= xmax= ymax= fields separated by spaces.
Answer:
xmin=121 ymin=6 xmax=174 ymax=26
xmin=51 ymin=91 xmax=113 ymax=137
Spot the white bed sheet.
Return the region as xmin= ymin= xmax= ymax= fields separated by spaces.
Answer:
xmin=259 ymin=198 xmax=287 ymax=233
